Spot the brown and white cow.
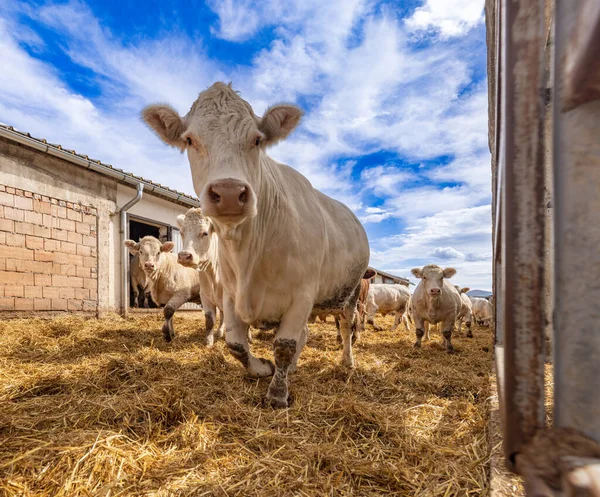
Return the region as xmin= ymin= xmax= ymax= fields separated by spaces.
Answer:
xmin=409 ymin=264 xmax=462 ymax=352
xmin=454 ymin=286 xmax=473 ymax=337
xmin=365 ymin=283 xmax=411 ymax=332
xmin=130 ymin=253 xmax=151 ymax=308
xmin=176 ymin=207 xmax=253 ymax=346
xmin=142 ymin=82 xmax=370 ymax=408
xmin=124 ymin=236 xmax=202 ymax=341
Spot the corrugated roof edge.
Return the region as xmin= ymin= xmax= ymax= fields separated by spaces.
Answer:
xmin=368 ymin=266 xmax=413 ymax=285
xmin=0 ymin=123 xmax=201 ymax=208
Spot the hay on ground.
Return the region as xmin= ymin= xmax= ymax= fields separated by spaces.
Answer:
xmin=0 ymin=313 xmax=493 ymax=496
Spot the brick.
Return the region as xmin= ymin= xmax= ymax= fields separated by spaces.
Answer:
xmin=5 ymin=285 xmax=24 ymax=297
xmin=6 ymin=233 xmax=25 ymax=247
xmin=33 ymin=193 xmax=41 ymax=200
xmin=75 ymin=287 xmax=89 ymax=299
xmin=52 ymin=275 xmax=70 ymax=287
xmin=60 ymin=264 xmax=77 ymax=276
xmin=14 ymin=222 xmax=33 ymax=235
xmin=52 ymin=299 xmax=68 ymax=311
xmin=34 ymin=274 xmax=52 ymax=286
xmin=54 ymin=253 xmax=69 ymax=264
xmin=24 ymin=210 xmax=43 ymax=225
xmin=0 ymin=219 xmax=14 ymax=232
xmin=15 ymin=298 xmax=34 ymax=311
xmin=5 ymin=207 xmax=24 ymax=222
xmin=76 ymin=245 xmax=91 ymax=257
xmin=52 ymin=229 xmax=68 ymax=241
xmin=90 ymin=247 xmax=97 ymax=257
xmin=83 ymin=256 xmax=96 ymax=268
xmin=75 ymin=222 xmax=91 ymax=235
xmin=90 ymin=268 xmax=97 ymax=278
xmin=1 ymin=271 xmax=34 ymax=285
xmin=0 ymin=297 xmax=14 ymax=309
xmin=67 ymin=209 xmax=82 ymax=222
xmin=76 ymin=266 xmax=90 ymax=278
xmin=25 ymin=236 xmax=44 ymax=250
xmin=6 ymin=259 xmax=26 ymax=272
xmin=68 ymin=276 xmax=84 ymax=288
xmin=33 ymin=200 xmax=52 ymax=214
xmin=82 ymin=235 xmax=96 ymax=247
xmin=67 ymin=231 xmax=83 ymax=245
xmin=0 ymin=258 xmax=5 ymax=271
xmin=0 ymin=232 xmax=4 ymax=244
xmin=0 ymin=191 xmax=13 ymax=206
xmin=33 ymin=261 xmax=52 ymax=274
xmin=42 ymin=196 xmax=50 ymax=203
xmin=83 ymin=300 xmax=96 ymax=312
xmin=61 ymin=241 xmax=77 ymax=254
xmin=83 ymin=278 xmax=96 ymax=290
xmin=51 ymin=216 xmax=60 ymax=229
xmin=68 ymin=299 xmax=83 ymax=311
xmin=59 ymin=218 xmax=75 ymax=231
xmin=34 ymin=299 xmax=52 ymax=311
xmin=0 ymin=286 xmax=3 ymax=296
xmin=0 ymin=185 xmax=4 ymax=192
xmin=67 ymin=254 xmax=83 ymax=266
xmin=51 ymin=263 xmax=62 ymax=275
xmin=89 ymin=288 xmax=98 ymax=300
xmin=58 ymin=200 xmax=66 ymax=207
xmin=14 ymin=196 xmax=33 ymax=210
xmin=59 ymin=287 xmax=75 ymax=299
xmin=35 ymin=251 xmax=55 ymax=262
xmin=15 ymin=189 xmax=23 ymax=197
xmin=57 ymin=206 xmax=67 ymax=218
xmin=44 ymin=239 xmax=60 ymax=251
xmin=83 ymin=213 xmax=96 ymax=226
xmin=43 ymin=287 xmax=61 ymax=299
xmin=33 ymin=225 xmax=51 ymax=238
xmin=42 ymin=214 xmax=52 ymax=227
xmin=6 ymin=187 xmax=15 ymax=194
xmin=24 ymin=286 xmax=42 ymax=298
xmin=24 ymin=191 xmax=33 ymax=198
xmin=0 ymin=246 xmax=33 ymax=261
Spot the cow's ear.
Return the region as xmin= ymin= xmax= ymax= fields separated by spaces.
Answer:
xmin=259 ymin=104 xmax=303 ymax=147
xmin=207 ymin=220 xmax=215 ymax=237
xmin=142 ymin=104 xmax=187 ymax=151
xmin=363 ymin=268 xmax=377 ymax=280
xmin=124 ymin=240 xmax=140 ymax=255
xmin=176 ymin=214 xmax=186 ymax=229
xmin=443 ymin=267 xmax=457 ymax=278
xmin=411 ymin=268 xmax=423 ymax=279
xmin=161 ymin=241 xmax=175 ymax=253
xmin=462 ymin=287 xmax=470 ymax=294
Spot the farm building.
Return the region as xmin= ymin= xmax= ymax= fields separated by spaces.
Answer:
xmin=0 ymin=124 xmax=202 ymax=317
xmin=369 ymin=267 xmax=411 ymax=286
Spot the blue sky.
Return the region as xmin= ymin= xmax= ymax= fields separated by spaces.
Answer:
xmin=0 ymin=0 xmax=492 ymax=290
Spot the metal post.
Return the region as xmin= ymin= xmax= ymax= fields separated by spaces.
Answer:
xmin=120 ymin=183 xmax=144 ymax=317
xmin=553 ymin=0 xmax=600 ymax=443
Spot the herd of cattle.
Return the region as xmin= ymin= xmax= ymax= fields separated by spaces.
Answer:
xmin=124 ymin=82 xmax=493 ymax=408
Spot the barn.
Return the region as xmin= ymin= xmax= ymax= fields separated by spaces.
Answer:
xmin=0 ymin=124 xmax=202 ymax=317
xmin=369 ymin=267 xmax=412 ymax=286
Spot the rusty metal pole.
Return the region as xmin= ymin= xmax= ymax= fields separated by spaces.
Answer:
xmin=553 ymin=0 xmax=600 ymax=443
xmin=501 ymin=0 xmax=547 ymax=468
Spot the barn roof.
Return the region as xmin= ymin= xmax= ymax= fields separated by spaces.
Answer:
xmin=0 ymin=123 xmax=201 ymax=208
xmin=368 ymin=266 xmax=414 ymax=285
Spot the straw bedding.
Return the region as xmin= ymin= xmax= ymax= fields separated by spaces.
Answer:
xmin=0 ymin=313 xmax=493 ymax=496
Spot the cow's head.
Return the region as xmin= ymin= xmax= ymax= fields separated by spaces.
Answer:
xmin=124 ymin=236 xmax=174 ymax=276
xmin=454 ymin=286 xmax=470 ymax=294
xmin=411 ymin=264 xmax=456 ymax=297
xmin=142 ymin=82 xmax=303 ymax=239
xmin=176 ymin=207 xmax=214 ymax=268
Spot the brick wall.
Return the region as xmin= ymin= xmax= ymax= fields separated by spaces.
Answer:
xmin=0 ymin=184 xmax=98 ymax=314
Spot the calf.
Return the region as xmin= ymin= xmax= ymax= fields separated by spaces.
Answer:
xmin=409 ymin=264 xmax=462 ymax=352
xmin=366 ymin=283 xmax=411 ymax=332
xmin=130 ymin=253 xmax=151 ymax=308
xmin=124 ymin=236 xmax=202 ymax=342
xmin=454 ymin=286 xmax=473 ymax=337
xmin=471 ymin=297 xmax=493 ymax=327
xmin=143 ymin=82 xmax=370 ymax=407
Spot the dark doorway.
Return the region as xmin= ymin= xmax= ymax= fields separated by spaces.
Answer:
xmin=128 ymin=218 xmax=164 ymax=309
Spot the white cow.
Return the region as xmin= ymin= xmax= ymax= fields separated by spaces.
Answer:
xmin=366 ymin=284 xmax=411 ymax=332
xmin=471 ymin=297 xmax=493 ymax=327
xmin=130 ymin=253 xmax=151 ymax=308
xmin=124 ymin=236 xmax=202 ymax=342
xmin=409 ymin=264 xmax=462 ymax=352
xmin=454 ymin=286 xmax=473 ymax=338
xmin=143 ymin=82 xmax=370 ymax=408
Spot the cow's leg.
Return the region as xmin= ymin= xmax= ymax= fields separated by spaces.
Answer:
xmin=441 ymin=318 xmax=456 ymax=353
xmin=143 ymin=291 xmax=150 ymax=308
xmin=414 ymin=315 xmax=425 ymax=348
xmin=289 ymin=325 xmax=308 ymax=374
xmin=223 ymin=294 xmax=273 ymax=378
xmin=339 ymin=285 xmax=360 ymax=368
xmin=214 ymin=308 xmax=225 ymax=340
xmin=131 ymin=285 xmax=139 ymax=308
xmin=391 ymin=311 xmax=402 ymax=332
xmin=202 ymin=297 xmax=217 ymax=347
xmin=162 ymin=292 xmax=189 ymax=342
xmin=457 ymin=317 xmax=463 ymax=335
xmin=266 ymin=297 xmax=313 ymax=408
xmin=335 ymin=315 xmax=343 ymax=343
xmin=465 ymin=313 xmax=473 ymax=338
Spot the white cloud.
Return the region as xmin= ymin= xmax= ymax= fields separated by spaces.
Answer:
xmin=405 ymin=0 xmax=485 ymax=38
xmin=431 ymin=246 xmax=465 ymax=260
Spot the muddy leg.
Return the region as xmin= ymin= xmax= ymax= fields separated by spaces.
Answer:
xmin=202 ymin=299 xmax=217 ymax=347
xmin=162 ymin=292 xmax=189 ymax=342
xmin=442 ymin=319 xmax=456 ymax=353
xmin=414 ymin=315 xmax=425 ymax=348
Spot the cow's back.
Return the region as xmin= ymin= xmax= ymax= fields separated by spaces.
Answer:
xmin=149 ymin=254 xmax=201 ymax=305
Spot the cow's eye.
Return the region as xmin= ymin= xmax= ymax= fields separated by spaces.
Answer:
xmin=254 ymin=136 xmax=261 ymax=147
xmin=186 ymin=137 xmax=193 ymax=146
xmin=201 ymin=232 xmax=208 ymax=238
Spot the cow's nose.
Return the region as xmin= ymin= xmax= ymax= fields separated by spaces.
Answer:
xmin=178 ymin=252 xmax=193 ymax=264
xmin=429 ymin=288 xmax=441 ymax=295
xmin=203 ymin=179 xmax=252 ymax=217
xmin=144 ymin=262 xmax=155 ymax=269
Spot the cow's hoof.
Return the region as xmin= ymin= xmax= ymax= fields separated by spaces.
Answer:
xmin=264 ymin=394 xmax=292 ymax=409
xmin=413 ymin=342 xmax=421 ymax=348
xmin=467 ymin=333 xmax=473 ymax=338
xmin=351 ymin=332 xmax=360 ymax=345
xmin=162 ymin=326 xmax=174 ymax=342
xmin=373 ymin=326 xmax=383 ymax=332
xmin=336 ymin=334 xmax=342 ymax=343
xmin=204 ymin=335 xmax=215 ymax=347
xmin=446 ymin=347 xmax=455 ymax=354
xmin=258 ymin=358 xmax=275 ymax=376
xmin=342 ymin=357 xmax=355 ymax=369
